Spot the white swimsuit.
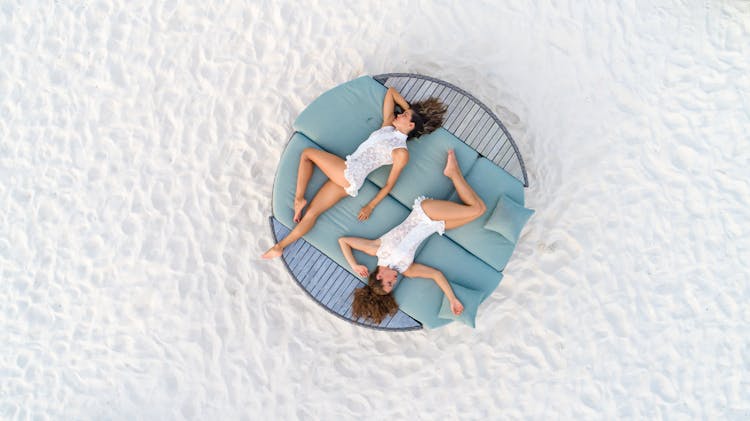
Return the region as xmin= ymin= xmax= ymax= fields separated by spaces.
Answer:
xmin=343 ymin=126 xmax=408 ymax=197
xmin=376 ymin=196 xmax=446 ymax=273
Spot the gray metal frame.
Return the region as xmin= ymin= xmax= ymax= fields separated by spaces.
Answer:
xmin=268 ymin=73 xmax=528 ymax=331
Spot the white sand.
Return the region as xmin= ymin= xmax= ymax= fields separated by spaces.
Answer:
xmin=2 ymin=1 xmax=749 ymax=419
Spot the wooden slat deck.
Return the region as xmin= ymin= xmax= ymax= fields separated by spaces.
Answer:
xmin=374 ymin=73 xmax=528 ymax=187
xmin=270 ymin=217 xmax=422 ymax=331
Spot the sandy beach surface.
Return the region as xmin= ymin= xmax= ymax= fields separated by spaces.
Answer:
xmin=2 ymin=1 xmax=749 ymax=419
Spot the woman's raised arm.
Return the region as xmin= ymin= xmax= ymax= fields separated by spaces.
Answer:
xmin=402 ymin=263 xmax=464 ymax=315
xmin=381 ymin=87 xmax=410 ymax=128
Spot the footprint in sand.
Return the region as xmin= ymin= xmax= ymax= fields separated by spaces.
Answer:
xmin=537 ymin=241 xmax=557 ymax=253
xmin=536 ymin=230 xmax=582 ymax=274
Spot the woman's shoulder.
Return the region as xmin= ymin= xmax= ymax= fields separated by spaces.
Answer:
xmin=392 ymin=146 xmax=409 ymax=157
xmin=374 ymin=125 xmax=394 ymax=134
xmin=368 ymin=125 xmax=395 ymax=139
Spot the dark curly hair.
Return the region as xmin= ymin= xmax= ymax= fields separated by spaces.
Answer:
xmin=406 ymin=97 xmax=447 ymax=140
xmin=352 ymin=267 xmax=399 ymax=324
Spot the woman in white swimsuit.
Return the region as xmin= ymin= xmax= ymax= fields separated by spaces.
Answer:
xmin=262 ymin=88 xmax=446 ymax=259
xmin=338 ymin=150 xmax=487 ymax=323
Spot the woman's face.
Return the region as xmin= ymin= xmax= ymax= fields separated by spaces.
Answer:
xmin=393 ymin=109 xmax=415 ymax=134
xmin=377 ymin=266 xmax=399 ymax=293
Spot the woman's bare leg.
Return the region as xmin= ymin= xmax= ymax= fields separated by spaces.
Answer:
xmin=262 ymin=180 xmax=349 ymax=259
xmin=421 ymin=150 xmax=486 ymax=230
xmin=294 ymin=148 xmax=351 ymax=222
xmin=443 ymin=149 xmax=483 ymax=207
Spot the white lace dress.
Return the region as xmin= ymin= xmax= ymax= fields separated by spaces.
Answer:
xmin=376 ymin=196 xmax=446 ymax=273
xmin=343 ymin=126 xmax=408 ymax=197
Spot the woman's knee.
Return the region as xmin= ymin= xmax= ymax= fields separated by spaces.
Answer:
xmin=301 ymin=147 xmax=314 ymax=159
xmin=472 ymin=199 xmax=487 ymax=219
xmin=296 ymin=211 xmax=320 ymax=231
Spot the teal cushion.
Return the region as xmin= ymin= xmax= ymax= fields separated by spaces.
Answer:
xmin=367 ymin=128 xmax=479 ymax=207
xmin=393 ymin=234 xmax=502 ymax=328
xmin=443 ymin=158 xmax=525 ymax=271
xmin=293 ymin=76 xmax=387 ymax=158
xmin=438 ymin=283 xmax=483 ymax=328
xmin=485 ymin=195 xmax=534 ymax=243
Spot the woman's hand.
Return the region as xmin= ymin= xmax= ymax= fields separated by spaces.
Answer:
xmin=358 ymin=205 xmax=374 ymax=221
xmin=450 ymin=298 xmax=464 ymax=316
xmin=352 ymin=264 xmax=369 ymax=278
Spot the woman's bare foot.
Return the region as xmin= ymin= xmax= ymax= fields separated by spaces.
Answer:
xmin=261 ymin=244 xmax=283 ymax=259
xmin=293 ymin=197 xmax=307 ymax=223
xmin=443 ymin=149 xmax=459 ymax=178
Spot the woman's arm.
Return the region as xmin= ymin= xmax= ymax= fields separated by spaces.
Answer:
xmin=338 ymin=237 xmax=380 ymax=277
xmin=381 ymin=87 xmax=410 ymax=128
xmin=358 ymin=149 xmax=409 ymax=221
xmin=402 ymin=263 xmax=464 ymax=315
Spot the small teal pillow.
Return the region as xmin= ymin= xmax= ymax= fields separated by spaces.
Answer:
xmin=438 ymin=283 xmax=484 ymax=328
xmin=484 ymin=195 xmax=534 ymax=243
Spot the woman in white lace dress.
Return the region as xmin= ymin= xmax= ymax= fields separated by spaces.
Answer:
xmin=262 ymin=87 xmax=446 ymax=259
xmin=338 ymin=150 xmax=487 ymax=323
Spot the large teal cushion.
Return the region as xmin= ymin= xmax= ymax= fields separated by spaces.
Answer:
xmin=272 ymin=132 xmax=411 ymax=279
xmin=438 ymin=283 xmax=484 ymax=328
xmin=484 ymin=195 xmax=534 ymax=243
xmin=367 ymin=128 xmax=479 ymax=207
xmin=300 ymin=180 xmax=410 ymax=276
xmin=393 ymin=234 xmax=503 ymax=329
xmin=443 ymin=158 xmax=525 ymax=272
xmin=293 ymin=76 xmax=387 ymax=158
xmin=277 ymin=179 xmax=411 ymax=280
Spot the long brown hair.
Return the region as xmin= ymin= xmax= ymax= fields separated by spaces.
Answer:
xmin=352 ymin=267 xmax=398 ymax=324
xmin=407 ymin=97 xmax=447 ymax=140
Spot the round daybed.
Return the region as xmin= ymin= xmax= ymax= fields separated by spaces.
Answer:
xmin=269 ymin=73 xmax=529 ymax=331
